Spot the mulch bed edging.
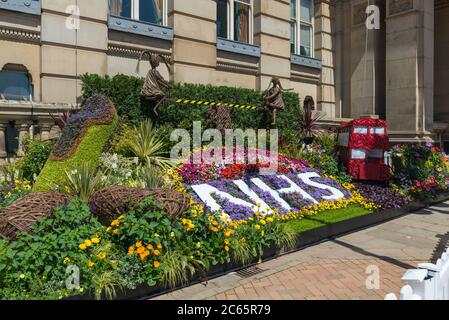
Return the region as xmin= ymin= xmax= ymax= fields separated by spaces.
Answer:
xmin=66 ymin=193 xmax=449 ymax=300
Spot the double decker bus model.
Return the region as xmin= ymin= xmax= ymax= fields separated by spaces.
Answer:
xmin=337 ymin=117 xmax=391 ymax=182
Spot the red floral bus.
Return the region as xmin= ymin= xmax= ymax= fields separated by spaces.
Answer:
xmin=336 ymin=118 xmax=391 ymax=181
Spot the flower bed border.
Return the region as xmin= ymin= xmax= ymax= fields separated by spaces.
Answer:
xmin=66 ymin=193 xmax=449 ymax=300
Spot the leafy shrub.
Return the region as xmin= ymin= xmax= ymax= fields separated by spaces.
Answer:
xmin=98 ymin=153 xmax=135 ymax=186
xmin=0 ymin=199 xmax=125 ymax=300
xmin=17 ymin=135 xmax=53 ymax=182
xmin=109 ymin=123 xmax=138 ymax=157
xmin=80 ymin=74 xmax=301 ymax=147
xmin=390 ymin=144 xmax=449 ymax=200
xmin=0 ymin=160 xmax=23 ymax=182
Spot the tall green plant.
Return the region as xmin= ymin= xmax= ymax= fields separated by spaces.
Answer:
xmin=129 ymin=119 xmax=174 ymax=169
xmin=59 ymin=162 xmax=106 ymax=201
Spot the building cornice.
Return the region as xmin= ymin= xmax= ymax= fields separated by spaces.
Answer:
xmin=107 ymin=42 xmax=171 ymax=59
xmin=0 ymin=26 xmax=40 ymax=43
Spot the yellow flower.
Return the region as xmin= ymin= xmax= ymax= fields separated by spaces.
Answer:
xmin=157 ymin=243 xmax=163 ymax=249
xmin=266 ymin=217 xmax=274 ymax=223
xmin=19 ymin=274 xmax=25 ymax=279
xmin=224 ymin=246 xmax=230 ymax=252
xmin=91 ymin=237 xmax=100 ymax=244
xmin=87 ymin=261 xmax=95 ymax=268
xmin=84 ymin=240 xmax=92 ymax=247
xmin=139 ymin=250 xmax=150 ymax=261
xmin=136 ymin=246 xmax=145 ymax=254
xmin=153 ymin=261 xmax=161 ymax=268
xmin=260 ymin=219 xmax=266 ymax=225
xmin=64 ymin=257 xmax=71 ymax=264
xmin=79 ymin=243 xmax=87 ymax=250
xmin=147 ymin=244 xmax=154 ymax=250
xmin=136 ymin=241 xmax=143 ymax=248
xmin=211 ymin=227 xmax=219 ymax=233
xmin=111 ymin=220 xmax=120 ymax=227
xmin=128 ymin=246 xmax=135 ymax=254
xmin=97 ymin=252 xmax=107 ymax=260
xmin=153 ymin=249 xmax=160 ymax=256
xmin=112 ymin=229 xmax=120 ymax=235
xmin=212 ymin=221 xmax=219 ymax=226
xmin=255 ymin=224 xmax=261 ymax=230
xmin=224 ymin=239 xmax=230 ymax=245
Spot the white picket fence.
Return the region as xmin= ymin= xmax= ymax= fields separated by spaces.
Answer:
xmin=385 ymin=248 xmax=449 ymax=300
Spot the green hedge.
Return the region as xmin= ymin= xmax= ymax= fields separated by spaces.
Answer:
xmin=80 ymin=74 xmax=302 ymax=146
xmin=33 ymin=115 xmax=118 ymax=192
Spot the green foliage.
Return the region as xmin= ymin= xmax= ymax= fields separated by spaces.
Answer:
xmin=33 ymin=115 xmax=118 ymax=192
xmin=313 ymin=132 xmax=337 ymax=155
xmin=80 ymin=74 xmax=301 ymax=147
xmin=390 ymin=144 xmax=449 ymax=200
xmin=58 ymin=162 xmax=107 ymax=201
xmin=139 ymin=166 xmax=164 ymax=189
xmin=0 ymin=160 xmax=23 ymax=182
xmin=0 ymin=200 xmax=105 ymax=298
xmin=128 ymin=119 xmax=174 ymax=169
xmin=16 ymin=135 xmax=53 ymax=182
xmin=98 ymin=152 xmax=136 ymax=186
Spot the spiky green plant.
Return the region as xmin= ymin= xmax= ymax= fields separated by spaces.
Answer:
xmin=140 ymin=165 xmax=164 ymax=189
xmin=129 ymin=119 xmax=174 ymax=169
xmin=57 ymin=162 xmax=106 ymax=201
xmin=160 ymin=249 xmax=206 ymax=289
xmin=91 ymin=271 xmax=124 ymax=300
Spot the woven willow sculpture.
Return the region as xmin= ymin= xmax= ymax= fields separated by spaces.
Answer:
xmin=0 ymin=192 xmax=72 ymax=240
xmin=206 ymin=104 xmax=232 ymax=134
xmin=89 ymin=186 xmax=191 ymax=225
xmin=136 ymin=50 xmax=174 ymax=116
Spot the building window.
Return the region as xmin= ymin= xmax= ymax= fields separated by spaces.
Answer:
xmin=216 ymin=0 xmax=253 ymax=44
xmin=109 ymin=0 xmax=167 ymax=25
xmin=290 ymin=0 xmax=314 ymax=57
xmin=0 ymin=65 xmax=32 ymax=101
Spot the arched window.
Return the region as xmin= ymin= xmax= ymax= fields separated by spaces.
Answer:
xmin=216 ymin=0 xmax=253 ymax=44
xmin=109 ymin=0 xmax=167 ymax=25
xmin=0 ymin=64 xmax=33 ymax=101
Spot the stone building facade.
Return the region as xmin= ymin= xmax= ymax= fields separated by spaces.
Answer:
xmin=0 ymin=0 xmax=448 ymax=159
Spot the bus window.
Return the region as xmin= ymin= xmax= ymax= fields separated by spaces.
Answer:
xmin=371 ymin=127 xmax=385 ymax=135
xmin=351 ymin=149 xmax=366 ymax=159
xmin=367 ymin=149 xmax=383 ymax=159
xmin=354 ymin=126 xmax=368 ymax=134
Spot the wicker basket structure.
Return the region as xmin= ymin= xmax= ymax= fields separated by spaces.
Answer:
xmin=89 ymin=186 xmax=191 ymax=225
xmin=0 ymin=192 xmax=72 ymax=240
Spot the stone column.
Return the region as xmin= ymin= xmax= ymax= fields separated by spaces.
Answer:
xmin=344 ymin=0 xmax=386 ymax=119
xmin=385 ymin=0 xmax=434 ymax=141
xmin=253 ymin=0 xmax=291 ymax=91
xmin=17 ymin=123 xmax=29 ymax=156
xmin=0 ymin=123 xmax=7 ymax=159
xmin=168 ymin=0 xmax=217 ymax=84
xmin=315 ymin=0 xmax=337 ymax=118
xmin=40 ymin=123 xmax=52 ymax=141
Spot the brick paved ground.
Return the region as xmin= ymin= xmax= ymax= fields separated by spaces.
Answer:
xmin=153 ymin=202 xmax=449 ymax=300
